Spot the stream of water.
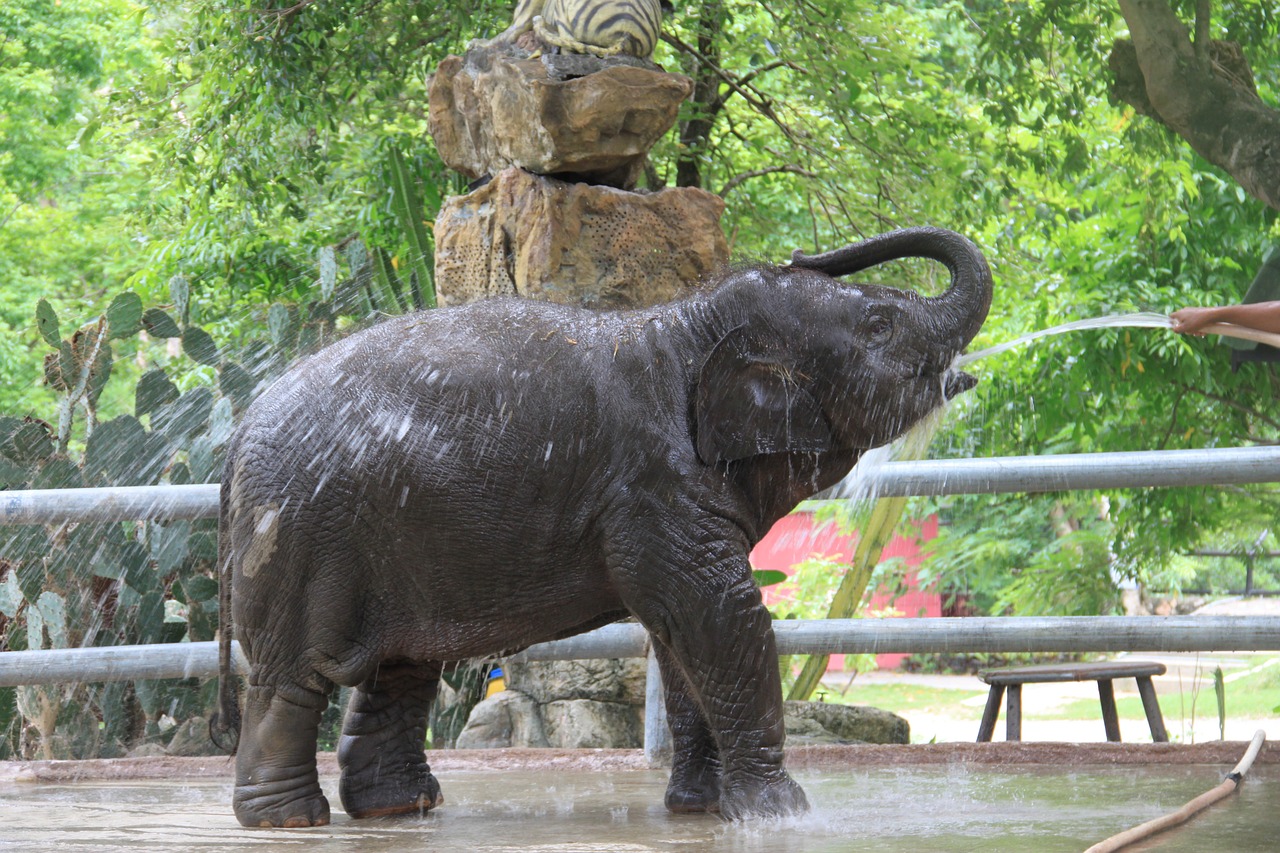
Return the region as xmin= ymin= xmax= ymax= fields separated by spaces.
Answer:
xmin=956 ymin=311 xmax=1174 ymax=368
xmin=833 ymin=312 xmax=1179 ymax=501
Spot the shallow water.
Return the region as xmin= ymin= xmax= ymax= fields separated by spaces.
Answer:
xmin=2 ymin=766 xmax=1277 ymax=852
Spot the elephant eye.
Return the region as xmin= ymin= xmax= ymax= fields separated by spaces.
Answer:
xmin=867 ymin=314 xmax=893 ymax=340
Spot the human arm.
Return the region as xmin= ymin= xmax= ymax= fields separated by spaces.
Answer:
xmin=1169 ymin=301 xmax=1280 ymax=336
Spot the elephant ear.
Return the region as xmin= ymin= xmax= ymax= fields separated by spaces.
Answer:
xmin=694 ymin=326 xmax=833 ymax=465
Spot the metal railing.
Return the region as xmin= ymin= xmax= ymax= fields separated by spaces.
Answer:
xmin=3 ymin=446 xmax=1280 ymax=761
xmin=4 ymin=447 xmax=1280 ymax=526
xmin=3 ymin=617 xmax=1279 ymax=689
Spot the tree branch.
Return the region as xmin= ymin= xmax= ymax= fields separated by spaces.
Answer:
xmin=661 ymin=31 xmax=800 ymax=142
xmin=1194 ymin=0 xmax=1211 ymax=62
xmin=0 ymin=201 xmax=22 ymax=232
xmin=252 ymin=0 xmax=316 ymax=20
xmin=718 ymin=164 xmax=816 ymax=198
xmin=734 ymin=59 xmax=802 ymax=92
xmin=1158 ymin=388 xmax=1186 ymax=449
xmin=1172 ymin=380 xmax=1280 ymax=434
xmin=1114 ymin=0 xmax=1280 ymax=210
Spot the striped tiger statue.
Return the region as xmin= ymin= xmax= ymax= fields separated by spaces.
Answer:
xmin=492 ymin=0 xmax=664 ymax=60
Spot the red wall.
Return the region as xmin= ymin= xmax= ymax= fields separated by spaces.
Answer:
xmin=750 ymin=511 xmax=940 ymax=670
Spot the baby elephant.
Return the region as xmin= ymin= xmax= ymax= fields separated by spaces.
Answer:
xmin=214 ymin=226 xmax=992 ymax=826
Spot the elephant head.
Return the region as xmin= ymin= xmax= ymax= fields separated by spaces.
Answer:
xmin=694 ymin=226 xmax=993 ymax=466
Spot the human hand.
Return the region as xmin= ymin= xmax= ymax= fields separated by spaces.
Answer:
xmin=1169 ymin=307 xmax=1219 ymax=336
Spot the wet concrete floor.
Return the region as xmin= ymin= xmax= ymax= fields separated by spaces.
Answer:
xmin=2 ymin=757 xmax=1278 ymax=852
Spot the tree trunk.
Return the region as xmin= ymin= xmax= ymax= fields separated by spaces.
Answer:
xmin=1112 ymin=0 xmax=1280 ymax=211
xmin=675 ymin=1 xmax=725 ymax=189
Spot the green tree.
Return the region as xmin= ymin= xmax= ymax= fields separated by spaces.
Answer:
xmin=0 ymin=0 xmax=163 ymax=414
xmin=2 ymin=0 xmax=1279 ymax=720
xmin=935 ymin=0 xmax=1280 ymax=613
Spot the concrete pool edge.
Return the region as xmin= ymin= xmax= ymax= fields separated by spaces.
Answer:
xmin=3 ymin=741 xmax=1277 ymax=784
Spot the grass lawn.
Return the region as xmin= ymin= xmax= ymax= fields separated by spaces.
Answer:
xmin=1053 ymin=657 xmax=1280 ymax=724
xmin=813 ymin=656 xmax=1280 ymax=731
xmin=817 ymin=681 xmax=988 ymax=721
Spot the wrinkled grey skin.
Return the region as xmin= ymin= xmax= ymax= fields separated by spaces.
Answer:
xmin=214 ymin=226 xmax=992 ymax=827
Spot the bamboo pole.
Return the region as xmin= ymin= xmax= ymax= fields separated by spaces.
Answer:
xmin=785 ymin=495 xmax=909 ymax=701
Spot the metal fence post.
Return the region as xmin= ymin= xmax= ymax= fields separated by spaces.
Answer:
xmin=643 ymin=639 xmax=671 ymax=767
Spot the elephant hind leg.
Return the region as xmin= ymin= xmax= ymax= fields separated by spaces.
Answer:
xmin=233 ymin=684 xmax=331 ymax=828
xmin=653 ymin=640 xmax=722 ymax=814
xmin=338 ymin=660 xmax=444 ymax=819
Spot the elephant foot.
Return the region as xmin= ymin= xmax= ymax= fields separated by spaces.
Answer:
xmin=337 ymin=662 xmax=443 ymax=819
xmin=719 ymin=773 xmax=809 ymax=821
xmin=665 ymin=786 xmax=721 ymax=815
xmin=233 ymin=684 xmax=330 ymax=828
xmin=233 ymin=780 xmax=331 ymax=828
xmin=338 ymin=758 xmax=444 ymax=819
xmin=664 ymin=762 xmax=722 ymax=814
xmin=346 ymin=788 xmax=445 ymax=819
xmin=338 ymin=733 xmax=444 ymax=819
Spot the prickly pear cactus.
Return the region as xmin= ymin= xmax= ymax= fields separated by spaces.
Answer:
xmin=0 ymin=223 xmax=436 ymax=758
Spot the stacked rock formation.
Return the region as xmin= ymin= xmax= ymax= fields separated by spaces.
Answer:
xmin=428 ymin=41 xmax=729 ymax=307
xmin=454 ymin=659 xmax=912 ymax=750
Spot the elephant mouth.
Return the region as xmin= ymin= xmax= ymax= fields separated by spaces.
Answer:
xmin=942 ymin=370 xmax=978 ymax=400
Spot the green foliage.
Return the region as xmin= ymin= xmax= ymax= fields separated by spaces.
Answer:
xmin=1213 ymin=665 xmax=1226 ymax=740
xmin=119 ymin=0 xmax=475 ymax=318
xmin=901 ymin=1 xmax=1280 ymax=611
xmin=2 ymin=0 xmax=1280 ymax=753
xmin=751 ymin=569 xmax=788 ymax=589
xmin=915 ymin=493 xmax=1116 ymax=616
xmin=0 ymin=296 xmax=208 ymax=755
xmin=386 ymin=147 xmax=437 ymax=310
xmin=35 ymin=301 xmax=60 ymax=349
xmin=0 ymin=0 xmax=162 ymax=418
xmin=765 ymin=555 xmax=844 ymax=622
xmin=930 ymin=157 xmax=1280 ymax=603
xmin=0 ymin=0 xmax=123 ymax=199
xmin=652 ymin=1 xmax=1004 ymax=258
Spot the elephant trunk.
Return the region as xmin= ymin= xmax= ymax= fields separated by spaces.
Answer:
xmin=790 ymin=226 xmax=993 ymax=352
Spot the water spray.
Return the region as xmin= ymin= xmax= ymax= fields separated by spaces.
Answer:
xmin=956 ymin=312 xmax=1173 ymax=367
xmin=956 ymin=311 xmax=1280 ymax=369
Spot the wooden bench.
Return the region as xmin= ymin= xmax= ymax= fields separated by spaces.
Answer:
xmin=976 ymin=661 xmax=1168 ymax=743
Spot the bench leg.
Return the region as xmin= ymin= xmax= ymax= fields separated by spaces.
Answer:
xmin=1006 ymin=684 xmax=1022 ymax=742
xmin=1097 ymin=679 xmax=1121 ymax=742
xmin=977 ymin=685 xmax=1005 ymax=742
xmin=1136 ymin=676 xmax=1168 ymax=742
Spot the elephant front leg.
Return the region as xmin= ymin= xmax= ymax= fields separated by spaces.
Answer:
xmin=624 ymin=561 xmax=809 ymax=820
xmin=653 ymin=641 xmax=722 ymax=813
xmin=233 ymin=684 xmax=330 ymax=828
xmin=338 ymin=661 xmax=444 ymax=819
